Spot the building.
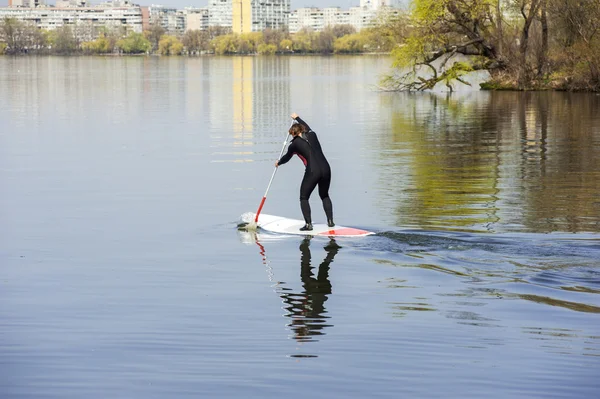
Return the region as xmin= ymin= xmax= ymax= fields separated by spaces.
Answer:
xmin=290 ymin=7 xmax=323 ymax=33
xmin=184 ymin=7 xmax=209 ymax=32
xmin=9 ymin=0 xmax=45 ymax=7
xmin=233 ymin=0 xmax=289 ymax=34
xmin=348 ymin=6 xmax=377 ymax=31
xmin=148 ymin=4 xmax=186 ymax=35
xmin=210 ymin=0 xmax=289 ymax=33
xmin=0 ymin=5 xmax=144 ymax=41
xmin=289 ymin=4 xmax=401 ymax=33
xmin=55 ymin=0 xmax=88 ymax=7
xmin=208 ymin=0 xmax=231 ymax=28
xmin=360 ymin=0 xmax=402 ymax=9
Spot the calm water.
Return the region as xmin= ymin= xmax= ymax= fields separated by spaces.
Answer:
xmin=1 ymin=56 xmax=599 ymax=398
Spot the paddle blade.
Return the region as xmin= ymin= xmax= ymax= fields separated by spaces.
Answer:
xmin=238 ymin=212 xmax=259 ymax=231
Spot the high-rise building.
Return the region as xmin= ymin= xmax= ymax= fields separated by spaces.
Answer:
xmin=360 ymin=0 xmax=402 ymax=9
xmin=185 ymin=7 xmax=209 ymax=31
xmin=232 ymin=0 xmax=251 ymax=33
xmin=9 ymin=0 xmax=45 ymax=7
xmin=289 ymin=4 xmax=401 ymax=33
xmin=232 ymin=0 xmax=290 ymax=34
xmin=208 ymin=0 xmax=232 ymax=28
xmin=148 ymin=5 xmax=185 ymax=35
xmin=292 ymin=7 xmax=324 ymax=32
xmin=0 ymin=5 xmax=143 ymax=40
xmin=55 ymin=0 xmax=88 ymax=7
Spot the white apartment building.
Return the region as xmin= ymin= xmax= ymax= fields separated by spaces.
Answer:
xmin=55 ymin=0 xmax=87 ymax=7
xmin=348 ymin=6 xmax=377 ymax=31
xmin=290 ymin=7 xmax=324 ymax=33
xmin=148 ymin=4 xmax=185 ymax=35
xmin=0 ymin=6 xmax=143 ymax=40
xmin=208 ymin=0 xmax=231 ymax=28
xmin=245 ymin=0 xmax=289 ymax=32
xmin=289 ymin=4 xmax=401 ymax=33
xmin=184 ymin=7 xmax=209 ymax=31
xmin=360 ymin=0 xmax=402 ymax=9
xmin=210 ymin=0 xmax=289 ymax=33
xmin=8 ymin=0 xmax=45 ymax=7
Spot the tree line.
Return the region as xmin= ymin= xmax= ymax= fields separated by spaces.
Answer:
xmin=0 ymin=17 xmax=396 ymax=56
xmin=2 ymin=0 xmax=599 ymax=91
xmin=383 ymin=0 xmax=600 ymax=91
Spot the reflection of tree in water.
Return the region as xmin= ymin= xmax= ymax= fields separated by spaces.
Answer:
xmin=375 ymin=91 xmax=600 ymax=233
xmin=279 ymin=237 xmax=341 ymax=343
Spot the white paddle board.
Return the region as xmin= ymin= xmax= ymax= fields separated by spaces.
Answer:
xmin=249 ymin=213 xmax=374 ymax=237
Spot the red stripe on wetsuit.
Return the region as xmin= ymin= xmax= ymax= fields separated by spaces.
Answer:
xmin=295 ymin=153 xmax=307 ymax=166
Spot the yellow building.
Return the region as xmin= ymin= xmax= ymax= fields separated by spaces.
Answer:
xmin=231 ymin=0 xmax=290 ymax=34
xmin=232 ymin=0 xmax=252 ymax=34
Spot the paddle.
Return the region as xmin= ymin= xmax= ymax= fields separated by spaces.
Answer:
xmin=246 ymin=119 xmax=294 ymax=231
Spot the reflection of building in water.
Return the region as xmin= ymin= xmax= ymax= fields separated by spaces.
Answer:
xmin=232 ymin=57 xmax=253 ymax=136
xmin=251 ymin=57 xmax=290 ymax=131
xmin=184 ymin=58 xmax=211 ymax=125
xmin=231 ymin=57 xmax=291 ymax=135
xmin=209 ymin=57 xmax=290 ymax=163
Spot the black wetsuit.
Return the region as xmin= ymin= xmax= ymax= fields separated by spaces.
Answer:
xmin=278 ymin=117 xmax=334 ymax=225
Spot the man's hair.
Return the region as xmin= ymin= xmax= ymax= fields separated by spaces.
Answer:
xmin=289 ymin=123 xmax=305 ymax=136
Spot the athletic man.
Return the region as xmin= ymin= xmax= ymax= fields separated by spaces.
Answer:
xmin=275 ymin=113 xmax=334 ymax=231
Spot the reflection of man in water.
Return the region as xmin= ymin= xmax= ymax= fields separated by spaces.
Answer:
xmin=280 ymin=237 xmax=341 ymax=342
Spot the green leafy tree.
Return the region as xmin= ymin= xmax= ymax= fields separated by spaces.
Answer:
xmin=279 ymin=38 xmax=293 ymax=52
xmin=334 ymin=34 xmax=366 ymax=54
xmin=158 ymin=35 xmax=183 ymax=55
xmin=291 ymin=29 xmax=315 ymax=53
xmin=359 ymin=28 xmax=395 ymax=52
xmin=382 ymin=0 xmax=504 ymax=91
xmin=211 ymin=34 xmax=240 ymax=55
xmin=0 ymin=17 xmax=44 ymax=53
xmin=0 ymin=42 xmax=6 ymax=55
xmin=257 ymin=43 xmax=277 ymax=55
xmin=47 ymin=26 xmax=78 ymax=54
xmin=241 ymin=32 xmax=263 ymax=53
xmin=117 ymin=32 xmax=151 ymax=54
xmin=81 ymin=35 xmax=113 ymax=54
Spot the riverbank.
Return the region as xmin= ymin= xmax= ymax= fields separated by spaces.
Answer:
xmin=481 ymin=71 xmax=600 ymax=92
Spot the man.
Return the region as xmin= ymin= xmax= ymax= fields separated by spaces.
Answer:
xmin=275 ymin=113 xmax=334 ymax=231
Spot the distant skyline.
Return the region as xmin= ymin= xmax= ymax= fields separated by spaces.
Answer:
xmin=2 ymin=0 xmax=408 ymax=10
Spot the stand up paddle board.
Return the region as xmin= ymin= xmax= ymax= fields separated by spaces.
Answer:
xmin=247 ymin=213 xmax=374 ymax=237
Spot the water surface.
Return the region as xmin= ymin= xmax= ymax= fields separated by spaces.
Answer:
xmin=1 ymin=56 xmax=599 ymax=398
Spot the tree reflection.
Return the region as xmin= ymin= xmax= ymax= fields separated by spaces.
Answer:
xmin=375 ymin=91 xmax=600 ymax=233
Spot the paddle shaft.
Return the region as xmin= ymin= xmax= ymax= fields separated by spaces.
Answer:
xmin=254 ymin=121 xmax=294 ymax=223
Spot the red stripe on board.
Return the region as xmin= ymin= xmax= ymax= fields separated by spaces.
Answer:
xmin=317 ymin=228 xmax=371 ymax=236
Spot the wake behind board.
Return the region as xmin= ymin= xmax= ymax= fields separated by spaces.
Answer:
xmin=253 ymin=213 xmax=374 ymax=237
